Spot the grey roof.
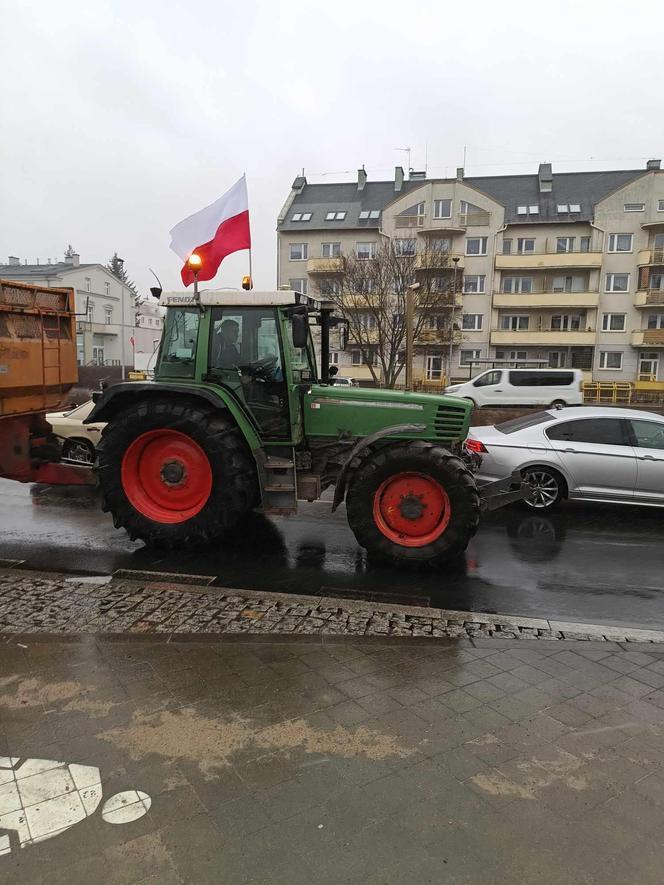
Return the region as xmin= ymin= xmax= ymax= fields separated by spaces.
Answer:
xmin=466 ymin=169 xmax=646 ymax=223
xmin=278 ymin=180 xmax=423 ymax=231
xmin=0 ymin=262 xmax=98 ymax=278
xmin=278 ymin=168 xmax=648 ymax=231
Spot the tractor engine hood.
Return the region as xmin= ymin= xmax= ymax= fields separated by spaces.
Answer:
xmin=303 ymin=385 xmax=472 ymax=446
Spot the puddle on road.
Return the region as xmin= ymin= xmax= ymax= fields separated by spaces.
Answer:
xmin=0 ymin=675 xmax=115 ymax=717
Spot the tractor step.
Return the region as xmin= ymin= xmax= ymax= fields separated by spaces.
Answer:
xmin=262 ymin=452 xmax=298 ymax=515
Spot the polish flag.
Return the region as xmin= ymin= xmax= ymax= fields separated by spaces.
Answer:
xmin=169 ymin=175 xmax=251 ymax=286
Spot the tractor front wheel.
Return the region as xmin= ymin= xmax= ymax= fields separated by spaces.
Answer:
xmin=346 ymin=442 xmax=480 ymax=566
xmin=97 ymin=398 xmax=258 ymax=548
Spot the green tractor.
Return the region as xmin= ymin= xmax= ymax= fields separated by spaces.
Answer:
xmin=89 ymin=290 xmax=520 ymax=566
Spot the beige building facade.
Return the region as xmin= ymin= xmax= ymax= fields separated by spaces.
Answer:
xmin=276 ymin=160 xmax=664 ymax=384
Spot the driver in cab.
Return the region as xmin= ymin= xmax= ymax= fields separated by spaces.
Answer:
xmin=212 ymin=319 xmax=241 ymax=369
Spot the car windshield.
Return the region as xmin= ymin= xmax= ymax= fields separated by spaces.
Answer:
xmin=495 ymin=411 xmax=554 ymax=434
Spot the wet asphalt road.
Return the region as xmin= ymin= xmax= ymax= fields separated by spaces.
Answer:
xmin=0 ymin=479 xmax=662 ymax=630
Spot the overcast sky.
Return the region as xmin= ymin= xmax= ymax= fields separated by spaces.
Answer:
xmin=2 ymin=0 xmax=663 ymax=297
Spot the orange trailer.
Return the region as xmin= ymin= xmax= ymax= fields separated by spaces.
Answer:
xmin=0 ymin=279 xmax=94 ymax=484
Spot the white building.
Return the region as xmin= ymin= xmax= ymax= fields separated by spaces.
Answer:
xmin=133 ymin=300 xmax=165 ymax=372
xmin=0 ymin=253 xmax=136 ymax=368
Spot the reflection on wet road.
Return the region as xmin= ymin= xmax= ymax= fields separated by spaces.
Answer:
xmin=0 ymin=479 xmax=662 ymax=630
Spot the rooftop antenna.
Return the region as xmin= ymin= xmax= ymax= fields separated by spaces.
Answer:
xmin=463 ymin=145 xmax=467 ymax=169
xmin=396 ymin=147 xmax=411 ymax=171
xmin=424 ymin=143 xmax=428 ymax=176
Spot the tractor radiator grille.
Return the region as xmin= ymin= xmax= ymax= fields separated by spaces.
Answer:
xmin=433 ymin=404 xmax=468 ymax=441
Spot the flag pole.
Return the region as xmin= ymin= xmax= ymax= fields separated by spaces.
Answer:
xmin=246 ymin=173 xmax=253 ymax=289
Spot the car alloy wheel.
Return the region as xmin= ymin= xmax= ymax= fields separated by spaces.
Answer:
xmin=522 ymin=469 xmax=560 ymax=509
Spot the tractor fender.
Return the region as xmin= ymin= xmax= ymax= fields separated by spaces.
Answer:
xmin=331 ymin=423 xmax=427 ymax=512
xmin=85 ymin=381 xmax=263 ymax=452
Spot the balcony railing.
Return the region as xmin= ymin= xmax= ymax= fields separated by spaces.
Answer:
xmin=307 ymin=258 xmax=343 ymax=274
xmin=500 ymin=279 xmax=598 ymax=295
xmin=395 ymin=211 xmax=491 ymax=230
xmin=394 ymin=215 xmax=425 ymax=229
xmin=414 ymin=252 xmax=465 ymax=270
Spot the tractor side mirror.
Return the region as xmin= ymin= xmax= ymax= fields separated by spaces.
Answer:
xmin=292 ymin=312 xmax=309 ymax=349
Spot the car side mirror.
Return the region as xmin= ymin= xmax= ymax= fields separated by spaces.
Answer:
xmin=292 ymin=312 xmax=309 ymax=349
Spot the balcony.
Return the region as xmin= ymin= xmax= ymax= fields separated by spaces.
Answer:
xmin=493 ymin=291 xmax=600 ymax=309
xmin=415 ymin=329 xmax=461 ymax=345
xmin=632 ymin=329 xmax=664 ymax=347
xmin=307 ymin=258 xmax=343 ymax=275
xmin=75 ymin=321 xmax=119 ymax=336
xmin=635 ymin=290 xmax=664 ymax=307
xmin=496 ymin=250 xmax=603 ymax=270
xmin=637 ymin=248 xmax=664 ymax=266
xmin=414 ymin=252 xmax=464 ymax=270
xmin=394 ymin=215 xmax=426 ymax=229
xmin=395 ymin=211 xmax=491 ymax=231
xmin=490 ymin=329 xmax=596 ymax=346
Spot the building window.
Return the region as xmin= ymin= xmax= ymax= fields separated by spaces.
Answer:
xmin=104 ymin=282 xmax=110 ymax=296
xmin=499 ymin=315 xmax=529 ymax=331
xmin=394 ymin=239 xmax=416 ymax=257
xmin=104 ymin=306 xmax=113 ymax=325
xmin=569 ymin=204 xmax=581 ymax=213
xmin=351 ymin=350 xmax=362 ymax=366
xmin=607 ymin=233 xmax=633 ymax=253
xmin=369 ymin=210 xmax=380 ymax=220
xmin=291 ymin=212 xmax=312 ymax=222
xmin=658 ymin=200 xmax=664 ymax=212
xmin=319 ymin=279 xmax=341 ymax=296
xmin=496 ymin=349 xmax=528 ymax=362
xmin=325 ymin=211 xmax=347 ymax=221
xmin=148 ymin=318 xmax=153 ymax=326
xmin=605 ymin=273 xmax=630 ymax=293
xmin=85 ymin=277 xmax=91 ymax=292
xmin=462 ymin=314 xmax=483 ymax=331
xmin=321 ymin=242 xmax=341 ymax=258
xmin=552 ymin=275 xmax=584 ymax=293
xmin=517 ymin=205 xmax=539 ymax=216
xmin=599 ymin=351 xmax=623 ymax=370
xmin=556 ymin=237 xmax=575 ymax=253
xmin=433 ymin=199 xmax=452 ymax=219
xmin=289 ymin=243 xmax=308 ymax=260
xmin=624 ymin=203 xmax=645 ymax=212
xmin=359 ymin=312 xmax=376 ymax=330
xmin=426 ymin=356 xmax=444 ymax=381
xmin=516 ymin=238 xmax=535 ymax=254
xmin=329 ymin=351 xmax=339 ymax=365
xmin=602 ymin=313 xmax=626 ymax=331
xmin=463 ymin=275 xmax=486 ymax=294
xmin=86 ymin=301 xmax=94 ymax=322
xmin=502 ymin=238 xmax=513 ymax=255
xmin=465 ymin=237 xmax=488 ymax=256
xmin=289 ymin=278 xmax=308 ymax=294
xmin=647 ymin=314 xmax=664 ymax=329
xmin=460 ymin=349 xmax=481 ymax=367
xmin=580 ymin=236 xmax=591 ymax=253
xmin=548 ymin=351 xmax=568 ymax=368
xmin=357 ymin=242 xmax=377 ymax=260
xmin=551 ymin=314 xmax=583 ymax=331
xmin=501 ymin=276 xmax=532 ymax=294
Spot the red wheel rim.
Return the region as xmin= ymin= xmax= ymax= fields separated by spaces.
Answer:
xmin=121 ymin=430 xmax=213 ymax=524
xmin=372 ymin=472 xmax=451 ymax=548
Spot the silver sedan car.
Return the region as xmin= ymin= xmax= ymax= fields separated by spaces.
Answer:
xmin=466 ymin=406 xmax=664 ymax=510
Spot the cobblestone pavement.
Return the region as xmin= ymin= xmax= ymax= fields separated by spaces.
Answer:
xmin=2 ymin=568 xmax=664 ymax=644
xmin=4 ymin=634 xmax=664 ymax=883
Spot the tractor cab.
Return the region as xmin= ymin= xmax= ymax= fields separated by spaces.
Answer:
xmin=155 ymin=289 xmax=321 ymax=444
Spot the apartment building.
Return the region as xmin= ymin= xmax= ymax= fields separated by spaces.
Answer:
xmin=276 ymin=160 xmax=664 ymax=384
xmin=0 ymin=253 xmax=136 ymax=368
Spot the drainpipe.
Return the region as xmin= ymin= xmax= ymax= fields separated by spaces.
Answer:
xmin=590 ymin=220 xmax=606 ymax=380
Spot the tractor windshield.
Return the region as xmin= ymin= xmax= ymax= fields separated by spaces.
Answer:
xmin=159 ymin=307 xmax=200 ymax=378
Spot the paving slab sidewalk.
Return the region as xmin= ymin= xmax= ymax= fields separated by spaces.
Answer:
xmin=3 ymin=631 xmax=664 ymax=882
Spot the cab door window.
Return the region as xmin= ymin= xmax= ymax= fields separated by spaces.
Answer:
xmin=208 ymin=307 xmax=289 ymax=439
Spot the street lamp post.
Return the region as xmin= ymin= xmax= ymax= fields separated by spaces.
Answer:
xmin=448 ymin=256 xmax=460 ymax=385
xmin=405 ymin=282 xmax=420 ymax=391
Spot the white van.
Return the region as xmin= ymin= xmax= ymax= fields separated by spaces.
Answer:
xmin=445 ymin=368 xmax=584 ymax=407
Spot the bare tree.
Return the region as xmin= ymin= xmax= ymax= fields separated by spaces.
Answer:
xmin=313 ymin=240 xmax=462 ymax=388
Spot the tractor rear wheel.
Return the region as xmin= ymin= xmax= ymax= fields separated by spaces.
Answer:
xmin=96 ymin=398 xmax=258 ymax=548
xmin=346 ymin=442 xmax=481 ymax=566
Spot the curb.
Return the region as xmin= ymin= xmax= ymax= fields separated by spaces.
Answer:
xmin=1 ymin=566 xmax=663 ymax=645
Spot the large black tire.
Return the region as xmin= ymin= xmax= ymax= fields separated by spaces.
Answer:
xmin=345 ymin=441 xmax=481 ymax=567
xmin=96 ymin=398 xmax=258 ymax=548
